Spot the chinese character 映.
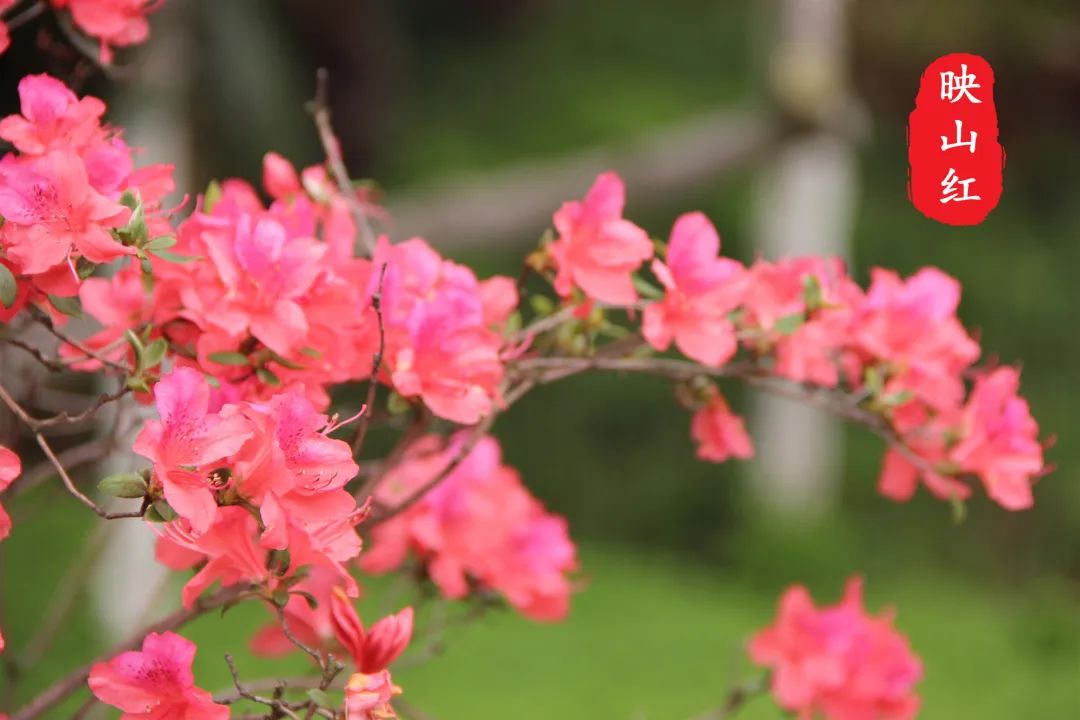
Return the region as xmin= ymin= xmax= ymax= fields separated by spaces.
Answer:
xmin=940 ymin=119 xmax=977 ymax=153
xmin=940 ymin=168 xmax=981 ymax=204
xmin=940 ymin=63 xmax=982 ymax=103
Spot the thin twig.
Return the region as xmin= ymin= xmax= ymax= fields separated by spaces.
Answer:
xmin=2 ymin=1 xmax=46 ymax=32
xmin=368 ymin=413 xmax=496 ymax=525
xmin=29 ymin=309 xmax=129 ymax=373
xmin=224 ymin=654 xmax=303 ymax=720
xmin=0 ymin=382 xmax=142 ymax=519
xmin=309 ymin=68 xmax=377 ymax=254
xmin=688 ymin=673 xmax=769 ymax=720
xmin=352 ymin=263 xmax=388 ymax=456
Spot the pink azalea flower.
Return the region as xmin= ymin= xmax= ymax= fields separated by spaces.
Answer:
xmin=361 ymin=434 xmax=577 ymax=620
xmin=0 ymin=150 xmax=130 ymax=275
xmin=374 ymin=237 xmax=505 ymax=424
xmin=331 ymin=589 xmax=414 ymax=672
xmin=643 ymin=211 xmax=746 ymax=367
xmin=0 ymin=74 xmax=106 ymax=155
xmin=156 ymin=506 xmax=269 ymax=608
xmin=88 ymin=631 xmax=228 ymax=720
xmin=55 ymin=0 xmax=158 ymax=64
xmin=0 ymin=445 xmax=21 ymax=542
xmin=949 ymin=367 xmax=1044 ymax=510
xmin=549 ymin=171 xmax=652 ymax=304
xmin=345 ymin=670 xmax=400 ymax=720
xmin=133 ymin=368 xmax=253 ymax=532
xmin=690 ymin=394 xmax=753 ymax=463
xmin=750 ymin=578 xmax=922 ymax=720
xmin=851 ymin=267 xmax=980 ymax=414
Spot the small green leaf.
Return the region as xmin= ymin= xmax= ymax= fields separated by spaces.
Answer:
xmin=299 ymin=346 xmax=322 ymax=358
xmin=118 ymin=190 xmax=140 ymax=211
xmin=203 ymin=180 xmax=223 ymax=212
xmin=504 ymin=310 xmax=522 ymax=335
xmin=880 ymin=389 xmax=913 ymax=408
xmin=143 ymin=235 xmax=177 ymax=252
xmin=0 ymin=263 xmax=17 ymax=309
xmin=632 ymin=275 xmax=664 ymax=300
xmin=256 ymin=367 xmax=282 ymax=386
xmin=864 ymin=366 xmax=884 ymax=395
xmin=150 ymin=249 xmax=199 ymax=264
xmin=47 ymin=294 xmax=82 ymax=318
xmin=773 ymin=313 xmax=805 ymax=336
xmin=141 ymin=338 xmax=168 ymax=369
xmin=386 ymin=391 xmax=411 ymax=416
xmin=803 ymin=275 xmax=825 ymax=311
xmin=151 ymin=499 xmax=178 ymax=522
xmin=292 ymin=590 xmax=319 ymax=610
xmin=208 ymin=351 xmax=250 ymax=366
xmin=269 ymin=352 xmax=305 ymax=370
xmin=529 ymin=294 xmax=555 ymax=317
xmin=949 ymin=494 xmax=967 ymax=525
xmin=99 ymin=473 xmax=148 ymax=499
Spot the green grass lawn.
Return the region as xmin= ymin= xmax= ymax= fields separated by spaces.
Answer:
xmin=4 ymin=518 xmax=1077 ymax=719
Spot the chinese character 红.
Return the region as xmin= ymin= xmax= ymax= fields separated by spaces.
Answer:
xmin=940 ymin=168 xmax=981 ymax=204
xmin=940 ymin=119 xmax=977 ymax=153
xmin=940 ymin=63 xmax=982 ymax=104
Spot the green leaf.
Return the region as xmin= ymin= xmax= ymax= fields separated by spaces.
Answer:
xmin=98 ymin=473 xmax=148 ymax=499
xmin=141 ymin=338 xmax=168 ymax=369
xmin=152 ymin=499 xmax=178 ymax=522
xmin=150 ymin=249 xmax=199 ymax=264
xmin=0 ymin=263 xmax=17 ymax=309
xmin=803 ymin=274 xmax=825 ymax=311
xmin=256 ymin=367 xmax=282 ymax=386
xmin=632 ymin=275 xmax=664 ymax=300
xmin=773 ymin=313 xmax=805 ymax=336
xmin=529 ymin=294 xmax=556 ymax=317
xmin=949 ymin=494 xmax=967 ymax=525
xmin=118 ymin=190 xmax=140 ymax=211
xmin=299 ymin=346 xmax=322 ymax=358
xmin=47 ymin=294 xmax=82 ymax=318
xmin=203 ymin=180 xmax=223 ymax=212
xmin=208 ymin=351 xmax=250 ymax=366
xmin=292 ymin=590 xmax=319 ymax=610
xmin=864 ymin=366 xmax=884 ymax=395
xmin=269 ymin=351 xmax=305 ymax=370
xmin=143 ymin=235 xmax=177 ymax=252
xmin=386 ymin=391 xmax=411 ymax=416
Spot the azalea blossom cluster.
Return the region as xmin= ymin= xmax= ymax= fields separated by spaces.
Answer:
xmin=0 ymin=73 xmax=174 ymax=312
xmin=0 ymin=56 xmax=1053 ymax=720
xmin=540 ymin=172 xmax=1047 ymax=510
xmin=0 ymin=0 xmax=160 ymax=62
xmin=750 ymin=578 xmax=923 ymax=720
xmin=361 ymin=434 xmax=578 ymax=621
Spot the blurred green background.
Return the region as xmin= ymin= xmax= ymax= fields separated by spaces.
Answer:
xmin=1 ymin=0 xmax=1078 ymax=718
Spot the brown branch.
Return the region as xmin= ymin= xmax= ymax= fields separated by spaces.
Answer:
xmin=689 ymin=673 xmax=769 ymax=720
xmin=1 ymin=337 xmax=66 ymax=372
xmin=309 ymin=68 xmax=377 ymax=255
xmin=0 ymin=382 xmax=141 ymax=519
xmin=367 ymin=412 xmax=497 ymax=526
xmin=508 ymin=353 xmax=944 ymax=479
xmin=223 ymin=654 xmax=305 ymax=720
xmin=29 ymin=309 xmax=130 ymax=373
xmin=10 ymin=585 xmax=251 ymax=720
xmin=352 ymin=263 xmax=388 ymax=457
